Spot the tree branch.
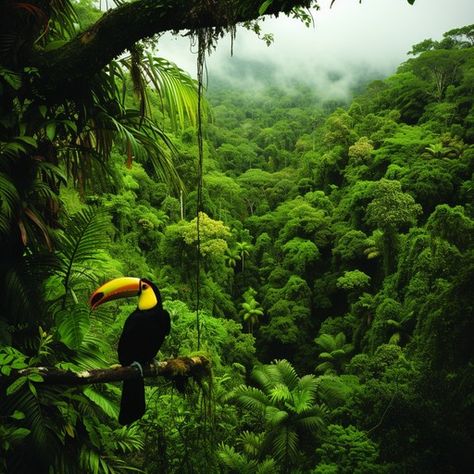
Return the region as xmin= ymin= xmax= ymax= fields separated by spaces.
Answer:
xmin=11 ymin=356 xmax=210 ymax=386
xmin=27 ymin=0 xmax=313 ymax=98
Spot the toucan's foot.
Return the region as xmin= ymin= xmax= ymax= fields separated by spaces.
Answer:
xmin=130 ymin=361 xmax=144 ymax=377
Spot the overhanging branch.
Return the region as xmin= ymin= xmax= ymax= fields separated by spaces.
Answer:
xmin=10 ymin=356 xmax=210 ymax=386
xmin=26 ymin=0 xmax=313 ymax=98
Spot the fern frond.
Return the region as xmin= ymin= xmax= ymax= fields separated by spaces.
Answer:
xmin=256 ymin=458 xmax=277 ymax=474
xmin=270 ymin=427 xmax=299 ymax=463
xmin=316 ymin=375 xmax=351 ymax=407
xmin=56 ymin=207 xmax=110 ymax=304
xmin=268 ymin=383 xmax=292 ymax=404
xmin=295 ymin=413 xmax=325 ymax=434
xmin=269 ymin=359 xmax=300 ymax=390
xmin=73 ymin=333 xmax=111 ymax=369
xmin=265 ymin=406 xmax=289 ymax=427
xmin=83 ymin=387 xmax=119 ymax=419
xmin=217 ymin=443 xmax=249 ymax=471
xmin=55 ymin=303 xmax=90 ymax=349
xmin=231 ymin=385 xmax=269 ymax=414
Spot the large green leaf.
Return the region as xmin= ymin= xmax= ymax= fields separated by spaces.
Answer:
xmin=141 ymin=54 xmax=201 ymax=129
xmin=56 ymin=207 xmax=110 ymax=305
xmin=56 ymin=304 xmax=90 ymax=349
xmin=83 ymin=387 xmax=118 ymax=419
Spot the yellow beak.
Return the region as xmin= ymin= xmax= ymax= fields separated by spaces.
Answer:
xmin=89 ymin=277 xmax=141 ymax=309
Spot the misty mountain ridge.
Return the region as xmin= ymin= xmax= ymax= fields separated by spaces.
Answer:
xmin=207 ymin=55 xmax=388 ymax=102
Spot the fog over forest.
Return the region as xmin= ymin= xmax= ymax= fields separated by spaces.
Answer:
xmin=159 ymin=0 xmax=474 ymax=97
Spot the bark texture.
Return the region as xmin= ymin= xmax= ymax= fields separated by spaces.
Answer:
xmin=8 ymin=356 xmax=210 ymax=386
xmin=23 ymin=0 xmax=312 ymax=98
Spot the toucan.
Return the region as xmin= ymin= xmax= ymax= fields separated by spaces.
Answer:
xmin=90 ymin=277 xmax=171 ymax=425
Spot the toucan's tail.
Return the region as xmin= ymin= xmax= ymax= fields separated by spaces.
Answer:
xmin=119 ymin=378 xmax=145 ymax=425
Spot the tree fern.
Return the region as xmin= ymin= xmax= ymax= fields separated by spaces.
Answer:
xmin=228 ymin=360 xmax=328 ymax=472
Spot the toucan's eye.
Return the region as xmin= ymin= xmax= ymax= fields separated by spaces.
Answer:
xmin=142 ymin=283 xmax=149 ymax=290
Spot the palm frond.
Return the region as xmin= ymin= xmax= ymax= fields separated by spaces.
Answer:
xmin=56 ymin=207 xmax=110 ymax=304
xmin=269 ymin=359 xmax=300 ymax=391
xmin=334 ymin=332 xmax=346 ymax=347
xmin=315 ymin=333 xmax=336 ymax=352
xmin=315 ymin=361 xmax=335 ymax=374
xmin=295 ymin=413 xmax=325 ymax=434
xmin=83 ymin=387 xmax=119 ymax=419
xmin=231 ymin=385 xmax=269 ymax=414
xmin=292 ymin=387 xmax=316 ymax=414
xmin=79 ymin=446 xmax=100 ymax=474
xmin=239 ymin=430 xmax=265 ymax=457
xmin=217 ymin=443 xmax=250 ymax=472
xmin=316 ymin=375 xmax=351 ymax=407
xmin=2 ymin=251 xmax=56 ymax=325
xmin=268 ymin=383 xmax=292 ymax=404
xmin=93 ymin=108 xmax=182 ymax=190
xmin=6 ymin=385 xmax=57 ymax=456
xmin=317 ymin=352 xmax=334 ymax=361
xmin=55 ymin=303 xmax=90 ymax=350
xmin=252 ymin=365 xmax=277 ymax=393
xmin=265 ymin=406 xmax=289 ymax=427
xmin=270 ymin=427 xmax=299 ymax=463
xmin=108 ymin=424 xmax=144 ymax=453
xmin=140 ymin=54 xmax=200 ymax=129
xmin=0 ymin=172 xmax=19 ymax=233
xmin=256 ymin=458 xmax=277 ymax=474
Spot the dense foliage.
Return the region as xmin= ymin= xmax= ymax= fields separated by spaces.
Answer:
xmin=0 ymin=0 xmax=473 ymax=472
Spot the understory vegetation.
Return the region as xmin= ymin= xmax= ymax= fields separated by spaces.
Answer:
xmin=0 ymin=0 xmax=473 ymax=472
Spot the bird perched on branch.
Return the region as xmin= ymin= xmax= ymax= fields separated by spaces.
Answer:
xmin=90 ymin=277 xmax=170 ymax=424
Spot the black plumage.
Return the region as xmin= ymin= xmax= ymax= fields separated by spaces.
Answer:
xmin=117 ymin=280 xmax=170 ymax=425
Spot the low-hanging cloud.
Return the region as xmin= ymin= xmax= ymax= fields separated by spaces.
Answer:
xmin=157 ymin=0 xmax=474 ymax=98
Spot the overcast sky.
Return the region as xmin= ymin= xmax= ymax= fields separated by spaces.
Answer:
xmin=157 ymin=0 xmax=474 ymax=96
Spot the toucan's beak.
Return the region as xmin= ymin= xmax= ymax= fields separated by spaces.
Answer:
xmin=89 ymin=277 xmax=141 ymax=309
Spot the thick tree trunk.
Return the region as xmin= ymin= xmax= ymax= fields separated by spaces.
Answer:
xmin=7 ymin=356 xmax=210 ymax=386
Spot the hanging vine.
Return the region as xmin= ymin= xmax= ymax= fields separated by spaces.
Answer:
xmin=195 ymin=29 xmax=205 ymax=351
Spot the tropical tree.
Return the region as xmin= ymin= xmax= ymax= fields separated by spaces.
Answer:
xmin=315 ymin=332 xmax=354 ymax=374
xmin=241 ymin=288 xmax=264 ymax=334
xmin=236 ymin=241 xmax=253 ymax=272
xmin=225 ymin=247 xmax=241 ymax=269
xmin=229 ymin=360 xmax=329 ymax=473
xmin=365 ymin=179 xmax=422 ymax=275
xmin=336 ymin=270 xmax=371 ymax=304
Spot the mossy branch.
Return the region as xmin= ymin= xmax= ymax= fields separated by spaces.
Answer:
xmin=9 ymin=356 xmax=210 ymax=386
xmin=25 ymin=0 xmax=313 ymax=99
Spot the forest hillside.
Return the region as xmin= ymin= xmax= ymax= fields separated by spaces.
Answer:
xmin=0 ymin=1 xmax=473 ymax=472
